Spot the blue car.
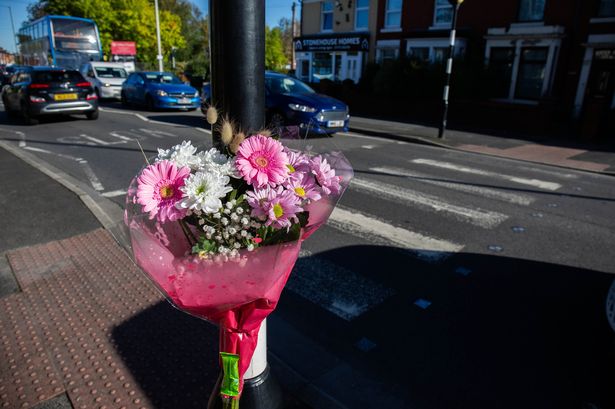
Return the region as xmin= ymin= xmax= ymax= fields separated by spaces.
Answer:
xmin=121 ymin=71 xmax=199 ymax=111
xmin=201 ymin=71 xmax=349 ymax=135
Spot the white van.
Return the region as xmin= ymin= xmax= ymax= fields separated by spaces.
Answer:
xmin=80 ymin=62 xmax=129 ymax=100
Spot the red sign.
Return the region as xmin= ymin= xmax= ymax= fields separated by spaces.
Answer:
xmin=111 ymin=41 xmax=136 ymax=56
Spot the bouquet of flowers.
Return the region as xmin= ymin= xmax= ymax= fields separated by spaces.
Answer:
xmin=124 ymin=122 xmax=352 ymax=408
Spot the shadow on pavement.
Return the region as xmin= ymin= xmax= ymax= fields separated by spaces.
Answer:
xmin=112 ymin=301 xmax=220 ymax=409
xmin=275 ymin=245 xmax=615 ymax=409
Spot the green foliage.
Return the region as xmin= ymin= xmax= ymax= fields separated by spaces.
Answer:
xmin=265 ymin=26 xmax=287 ymax=71
xmin=28 ymin=0 xmax=187 ymax=67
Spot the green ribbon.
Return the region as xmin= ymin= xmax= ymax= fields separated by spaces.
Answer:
xmin=220 ymin=352 xmax=240 ymax=398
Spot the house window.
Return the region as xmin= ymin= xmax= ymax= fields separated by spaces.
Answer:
xmin=377 ymin=48 xmax=399 ymax=64
xmin=434 ymin=0 xmax=453 ymax=26
xmin=355 ymin=0 xmax=369 ymax=30
xmin=518 ymin=0 xmax=546 ymax=22
xmin=515 ymin=47 xmax=548 ymax=99
xmin=598 ymin=0 xmax=615 ymax=17
xmin=385 ymin=0 xmax=402 ymax=28
xmin=407 ymin=47 xmax=430 ymax=61
xmin=322 ymin=1 xmax=334 ymax=32
xmin=488 ymin=47 xmax=515 ymax=98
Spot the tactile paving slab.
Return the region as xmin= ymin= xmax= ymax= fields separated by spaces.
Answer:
xmin=1 ymin=228 xmax=220 ymax=409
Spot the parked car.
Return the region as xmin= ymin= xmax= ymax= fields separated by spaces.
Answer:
xmin=201 ymin=71 xmax=349 ymax=136
xmin=1 ymin=64 xmax=30 ymax=87
xmin=2 ymin=66 xmax=98 ymax=125
xmin=121 ymin=71 xmax=200 ymax=111
xmin=80 ymin=62 xmax=128 ymax=100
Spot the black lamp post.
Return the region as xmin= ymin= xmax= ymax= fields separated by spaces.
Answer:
xmin=438 ymin=0 xmax=464 ymax=139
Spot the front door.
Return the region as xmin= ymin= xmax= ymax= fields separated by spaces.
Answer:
xmin=344 ymin=53 xmax=362 ymax=84
xmin=581 ymin=49 xmax=615 ymax=139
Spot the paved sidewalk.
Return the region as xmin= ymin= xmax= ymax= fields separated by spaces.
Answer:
xmin=350 ymin=116 xmax=615 ymax=175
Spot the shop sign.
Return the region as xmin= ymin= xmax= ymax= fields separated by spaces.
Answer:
xmin=294 ymin=34 xmax=369 ymax=52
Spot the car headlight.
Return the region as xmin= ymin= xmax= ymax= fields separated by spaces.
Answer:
xmin=194 ymin=90 xmax=199 ymax=98
xmin=156 ymin=90 xmax=168 ymax=96
xmin=103 ymin=83 xmax=111 ymax=87
xmin=288 ymin=103 xmax=317 ymax=113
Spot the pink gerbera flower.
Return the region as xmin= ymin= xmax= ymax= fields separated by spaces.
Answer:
xmin=245 ymin=186 xmax=278 ymax=219
xmin=310 ymin=155 xmax=341 ymax=196
xmin=236 ymin=134 xmax=289 ymax=188
xmin=265 ymin=188 xmax=303 ymax=230
xmin=284 ymin=172 xmax=321 ymax=203
xmin=136 ymin=160 xmax=190 ymax=222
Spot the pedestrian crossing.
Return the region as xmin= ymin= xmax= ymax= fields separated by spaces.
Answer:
xmin=288 ymin=156 xmax=567 ymax=321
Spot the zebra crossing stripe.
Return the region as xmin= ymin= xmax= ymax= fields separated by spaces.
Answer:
xmin=411 ymin=159 xmax=562 ymax=191
xmin=370 ymin=166 xmax=535 ymax=206
xmin=329 ymin=207 xmax=463 ymax=262
xmin=351 ymin=177 xmax=508 ymax=228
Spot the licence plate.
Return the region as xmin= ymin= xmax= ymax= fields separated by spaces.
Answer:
xmin=327 ymin=120 xmax=344 ymax=128
xmin=178 ymin=97 xmax=191 ymax=104
xmin=54 ymin=93 xmax=78 ymax=101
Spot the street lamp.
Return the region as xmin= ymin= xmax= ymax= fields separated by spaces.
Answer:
xmin=0 ymin=5 xmax=18 ymax=57
xmin=154 ymin=0 xmax=164 ymax=72
xmin=438 ymin=0 xmax=464 ymax=139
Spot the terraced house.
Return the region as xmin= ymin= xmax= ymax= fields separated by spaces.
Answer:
xmin=297 ymin=0 xmax=615 ymax=138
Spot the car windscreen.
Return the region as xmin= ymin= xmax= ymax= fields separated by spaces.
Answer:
xmin=32 ymin=71 xmax=84 ymax=83
xmin=267 ymin=76 xmax=315 ymax=94
xmin=144 ymin=73 xmax=183 ymax=84
xmin=94 ymin=67 xmax=127 ymax=78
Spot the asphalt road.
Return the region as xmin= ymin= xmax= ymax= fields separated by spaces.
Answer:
xmin=1 ymin=102 xmax=614 ymax=409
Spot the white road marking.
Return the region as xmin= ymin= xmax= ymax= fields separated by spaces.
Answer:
xmin=138 ymin=128 xmax=176 ymax=138
xmin=81 ymin=134 xmax=111 ymax=145
xmin=351 ymin=177 xmax=508 ymax=228
xmin=101 ymin=189 xmax=127 ymax=198
xmin=361 ymin=145 xmax=376 ymax=149
xmin=329 ymin=207 xmax=463 ymax=262
xmin=23 ymin=146 xmax=53 ymax=154
xmin=336 ymin=131 xmax=392 ymax=142
xmin=196 ymin=127 xmax=211 ymax=134
xmin=370 ymin=166 xmax=535 ymax=206
xmin=518 ymin=165 xmax=579 ymax=179
xmin=412 ymin=158 xmax=562 ymax=191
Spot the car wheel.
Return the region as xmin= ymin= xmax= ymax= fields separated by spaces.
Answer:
xmin=121 ymin=91 xmax=129 ymax=106
xmin=269 ymin=112 xmax=285 ymax=129
xmin=327 ymin=132 xmax=336 ymax=138
xmin=86 ymin=110 xmax=99 ymax=120
xmin=21 ymin=102 xmax=38 ymax=125
xmin=2 ymin=95 xmax=15 ymax=117
xmin=146 ymin=95 xmax=156 ymax=111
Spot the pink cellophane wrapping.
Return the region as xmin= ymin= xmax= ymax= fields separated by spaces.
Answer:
xmin=124 ymin=150 xmax=353 ymax=393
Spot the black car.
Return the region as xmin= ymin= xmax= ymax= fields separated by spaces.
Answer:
xmin=2 ymin=66 xmax=99 ymax=125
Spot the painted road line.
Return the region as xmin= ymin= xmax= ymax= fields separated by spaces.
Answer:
xmin=518 ymin=165 xmax=579 ymax=179
xmin=412 ymin=158 xmax=562 ymax=191
xmin=101 ymin=189 xmax=127 ymax=198
xmin=370 ymin=166 xmax=535 ymax=206
xmin=351 ymin=177 xmax=508 ymax=228
xmin=287 ymin=250 xmax=395 ymax=321
xmin=329 ymin=207 xmax=463 ymax=262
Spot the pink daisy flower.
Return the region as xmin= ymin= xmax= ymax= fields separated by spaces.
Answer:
xmin=310 ymin=155 xmax=341 ymax=196
xmin=245 ymin=186 xmax=278 ymax=219
xmin=136 ymin=160 xmax=190 ymax=222
xmin=284 ymin=149 xmax=310 ymax=181
xmin=284 ymin=172 xmax=321 ymax=203
xmin=236 ymin=134 xmax=289 ymax=188
xmin=265 ymin=189 xmax=303 ymax=230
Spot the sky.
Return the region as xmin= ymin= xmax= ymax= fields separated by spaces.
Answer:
xmin=0 ymin=0 xmax=298 ymax=53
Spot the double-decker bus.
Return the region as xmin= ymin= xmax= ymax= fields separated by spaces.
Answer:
xmin=18 ymin=15 xmax=102 ymax=70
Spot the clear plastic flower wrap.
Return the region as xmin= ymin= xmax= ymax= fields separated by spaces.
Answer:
xmin=124 ymin=133 xmax=353 ymax=406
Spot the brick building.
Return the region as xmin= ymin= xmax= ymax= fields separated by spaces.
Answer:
xmin=0 ymin=48 xmax=15 ymax=65
xmin=297 ymin=0 xmax=615 ymax=137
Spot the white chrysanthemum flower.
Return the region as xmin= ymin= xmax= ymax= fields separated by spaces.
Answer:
xmin=195 ymin=148 xmax=240 ymax=178
xmin=178 ymin=171 xmax=232 ymax=214
xmin=157 ymin=141 xmax=200 ymax=169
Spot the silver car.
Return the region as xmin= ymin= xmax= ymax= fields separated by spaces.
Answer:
xmin=80 ymin=62 xmax=128 ymax=100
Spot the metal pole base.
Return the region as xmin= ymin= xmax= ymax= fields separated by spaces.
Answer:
xmin=208 ymin=365 xmax=283 ymax=409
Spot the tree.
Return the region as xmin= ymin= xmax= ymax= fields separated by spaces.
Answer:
xmin=27 ymin=0 xmax=186 ymax=67
xmin=277 ymin=17 xmax=298 ymax=67
xmin=265 ymin=26 xmax=287 ymax=72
